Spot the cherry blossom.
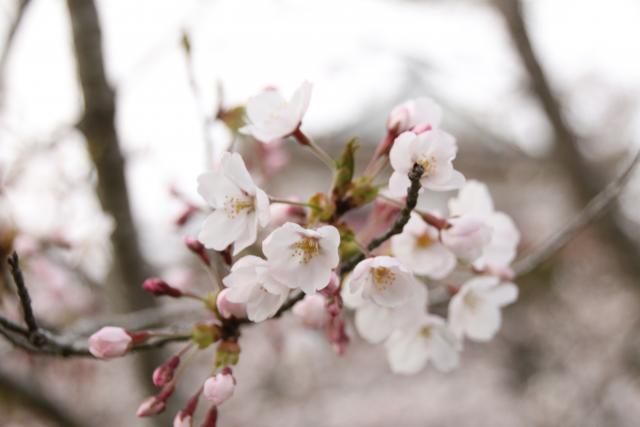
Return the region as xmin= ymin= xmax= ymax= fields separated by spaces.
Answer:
xmin=292 ymin=294 xmax=329 ymax=329
xmin=240 ymin=81 xmax=312 ymax=143
xmin=262 ymin=222 xmax=340 ymax=294
xmin=441 ymin=215 xmax=492 ymax=262
xmin=387 ymin=97 xmax=442 ymax=134
xmin=391 ymin=214 xmax=456 ymax=279
xmin=385 ymin=315 xmax=461 ymax=374
xmin=345 ymin=256 xmax=418 ymax=308
xmin=198 ymin=152 xmax=270 ymax=255
xmin=222 ymin=256 xmax=289 ymax=322
xmin=216 ymin=288 xmax=247 ymax=319
xmin=203 ymin=371 xmax=235 ymax=406
xmin=448 ymin=276 xmax=518 ymax=341
xmin=448 ymin=180 xmax=520 ymax=272
xmin=88 ymin=326 xmax=132 ymax=359
xmin=344 ymin=281 xmax=427 ymax=344
xmin=388 ymin=130 xmax=465 ymax=197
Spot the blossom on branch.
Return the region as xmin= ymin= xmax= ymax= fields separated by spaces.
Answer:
xmin=198 ymin=152 xmax=270 ymax=255
xmin=240 ymin=81 xmax=312 ymax=143
xmin=448 ymin=276 xmax=518 ymax=341
xmin=391 ymin=213 xmax=456 ymax=279
xmin=88 ymin=326 xmax=132 ymax=359
xmin=262 ymin=222 xmax=340 ymax=294
xmin=388 ymin=130 xmax=465 ymax=197
xmin=222 ymin=255 xmax=289 ymax=322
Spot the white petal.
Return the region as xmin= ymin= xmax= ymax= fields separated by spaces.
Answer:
xmin=408 ymin=97 xmax=443 ymax=128
xmin=385 ymin=328 xmax=429 ymax=375
xmin=389 ymin=131 xmax=416 ymax=172
xmin=449 ymin=180 xmax=494 ymax=217
xmin=246 ymin=90 xmax=287 ymax=124
xmin=247 ymin=290 xmax=286 ymax=322
xmin=288 ymin=81 xmax=312 ymax=122
xmin=388 ymin=171 xmax=412 ymax=198
xmin=429 ymin=324 xmax=461 ymax=372
xmin=464 ymin=303 xmax=502 ymax=341
xmin=232 ymin=212 xmax=258 ymax=255
xmin=198 ymin=210 xmax=246 ymax=251
xmin=255 ymin=188 xmax=271 ymax=227
xmin=222 ymin=152 xmax=256 ymax=194
xmin=197 ymin=172 xmax=239 ymax=208
xmin=487 ymin=283 xmax=518 ymax=306
xmin=355 ymin=303 xmax=395 ymax=344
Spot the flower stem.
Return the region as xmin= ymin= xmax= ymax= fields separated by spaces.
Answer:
xmin=269 ymin=196 xmax=320 ymax=210
xmin=292 ymin=128 xmax=335 ymax=171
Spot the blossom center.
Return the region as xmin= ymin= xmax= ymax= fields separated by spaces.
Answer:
xmin=292 ymin=236 xmax=321 ymax=263
xmin=371 ymin=266 xmax=395 ymax=291
xmin=416 ymin=233 xmax=434 ymax=248
xmin=463 ymin=292 xmax=479 ymax=310
xmin=420 ymin=326 xmax=433 ymax=338
xmin=417 ymin=155 xmax=436 ymax=177
xmin=224 ymin=195 xmax=255 ymax=219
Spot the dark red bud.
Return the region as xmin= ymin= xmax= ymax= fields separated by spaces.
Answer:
xmin=142 ymin=278 xmax=183 ymax=298
xmin=184 ymin=236 xmax=211 ymax=266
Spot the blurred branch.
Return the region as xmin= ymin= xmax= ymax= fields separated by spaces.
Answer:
xmin=514 ymin=149 xmax=640 ymax=277
xmin=494 ymin=0 xmax=640 ymax=277
xmin=0 ymin=369 xmax=87 ymax=427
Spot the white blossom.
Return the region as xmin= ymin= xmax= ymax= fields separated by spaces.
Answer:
xmin=222 ymin=256 xmax=289 ymax=322
xmin=240 ymin=81 xmax=312 ymax=143
xmin=385 ymin=315 xmax=461 ymax=374
xmin=343 ymin=281 xmax=427 ymax=344
xmin=345 ymin=256 xmax=418 ymax=308
xmin=387 ymin=97 xmax=442 ymax=134
xmin=448 ymin=180 xmax=520 ymax=272
xmin=388 ymin=130 xmax=464 ymax=197
xmin=262 ymin=222 xmax=340 ymax=294
xmin=441 ymin=215 xmax=492 ymax=262
xmin=198 ymin=152 xmax=270 ymax=255
xmin=391 ymin=214 xmax=456 ymax=279
xmin=448 ymin=276 xmax=518 ymax=341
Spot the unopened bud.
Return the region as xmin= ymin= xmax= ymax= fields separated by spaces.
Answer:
xmin=153 ymin=356 xmax=180 ymax=387
xmin=216 ymin=289 xmax=247 ymax=319
xmin=142 ymin=278 xmax=183 ymax=298
xmin=184 ymin=236 xmax=210 ymax=265
xmin=293 ymin=294 xmax=328 ymax=329
xmin=387 ymin=105 xmax=410 ymax=133
xmin=88 ymin=326 xmax=132 ymax=359
xmin=136 ymin=385 xmax=175 ymax=418
xmin=203 ymin=370 xmax=235 ymax=406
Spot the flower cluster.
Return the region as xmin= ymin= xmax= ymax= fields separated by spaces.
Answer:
xmin=88 ymin=83 xmax=520 ymax=425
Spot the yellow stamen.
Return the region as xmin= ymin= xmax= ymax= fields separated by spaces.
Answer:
xmin=416 ymin=233 xmax=434 ymax=248
xmin=417 ymin=155 xmax=437 ymax=177
xmin=420 ymin=326 xmax=433 ymax=338
xmin=372 ymin=266 xmax=395 ymax=292
xmin=292 ymin=237 xmax=320 ymax=264
xmin=224 ymin=195 xmax=254 ymax=219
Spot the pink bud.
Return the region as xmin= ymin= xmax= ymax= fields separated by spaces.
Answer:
xmin=441 ymin=216 xmax=492 ymax=262
xmin=293 ymin=294 xmax=328 ymax=329
xmin=387 ymin=105 xmax=410 ymax=133
xmin=176 ymin=205 xmax=199 ymax=227
xmin=184 ymin=236 xmax=210 ymax=265
xmin=142 ymin=278 xmax=183 ymax=298
xmin=216 ymin=288 xmax=246 ymax=319
xmin=153 ymin=356 xmax=180 ymax=387
xmin=88 ymin=326 xmax=132 ymax=359
xmin=136 ymin=396 xmax=166 ymax=417
xmin=203 ymin=371 xmax=235 ymax=406
xmin=173 ymin=413 xmax=192 ymax=427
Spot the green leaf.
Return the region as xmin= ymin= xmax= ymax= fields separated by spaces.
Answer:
xmin=332 ymin=138 xmax=359 ymax=199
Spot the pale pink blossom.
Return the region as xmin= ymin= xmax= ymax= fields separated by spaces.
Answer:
xmin=345 ymin=256 xmax=418 ymax=308
xmin=385 ymin=315 xmax=461 ymax=374
xmin=203 ymin=371 xmax=235 ymax=406
xmin=222 ymin=255 xmax=288 ymax=322
xmin=387 ymin=97 xmax=442 ymax=134
xmin=198 ymin=152 xmax=270 ymax=255
xmin=441 ymin=215 xmax=492 ymax=262
xmin=388 ymin=130 xmax=464 ymax=197
xmin=262 ymin=222 xmax=340 ymax=294
xmin=292 ymin=294 xmax=328 ymax=329
xmin=391 ymin=214 xmax=455 ymax=279
xmin=88 ymin=326 xmax=132 ymax=359
xmin=216 ymin=288 xmax=247 ymax=319
xmin=240 ymin=81 xmax=312 ymax=143
xmin=448 ymin=276 xmax=518 ymax=341
xmin=448 ymin=180 xmax=520 ymax=271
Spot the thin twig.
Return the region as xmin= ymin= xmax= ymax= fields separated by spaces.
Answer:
xmin=8 ymin=252 xmax=38 ymax=334
xmin=340 ymin=163 xmax=424 ymax=274
xmin=513 ymin=149 xmax=640 ymax=277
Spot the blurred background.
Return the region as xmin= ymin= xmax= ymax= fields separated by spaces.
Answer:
xmin=1 ymin=0 xmax=640 ymax=426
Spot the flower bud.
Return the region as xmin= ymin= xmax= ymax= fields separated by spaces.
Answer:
xmin=173 ymin=413 xmax=192 ymax=427
xmin=411 ymin=123 xmax=432 ymax=135
xmin=293 ymin=294 xmax=328 ymax=329
xmin=153 ymin=356 xmax=180 ymax=388
xmin=216 ymin=288 xmax=247 ymax=319
xmin=88 ymin=326 xmax=132 ymax=359
xmin=441 ymin=216 xmax=492 ymax=262
xmin=203 ymin=370 xmax=235 ymax=406
xmin=184 ymin=236 xmax=210 ymax=265
xmin=142 ymin=278 xmax=183 ymax=298
xmin=137 ymin=396 xmax=166 ymax=417
xmin=387 ymin=105 xmax=410 ymax=133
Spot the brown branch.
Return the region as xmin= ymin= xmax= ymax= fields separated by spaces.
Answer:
xmin=513 ymin=149 xmax=640 ymax=276
xmin=339 ymin=163 xmax=424 ymax=274
xmin=8 ymin=252 xmax=38 ymax=334
xmin=495 ymin=0 xmax=640 ymax=278
xmin=0 ymin=369 xmax=87 ymax=427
